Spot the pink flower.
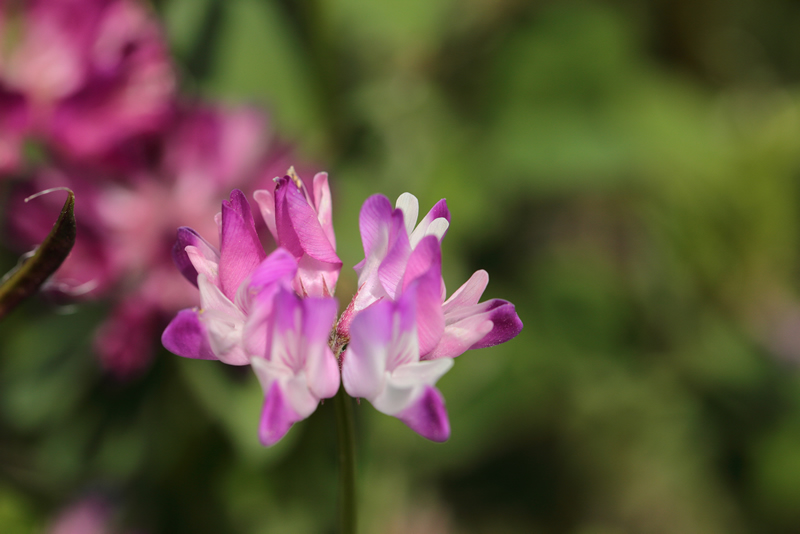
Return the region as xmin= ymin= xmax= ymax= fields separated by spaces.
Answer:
xmin=338 ymin=192 xmax=449 ymax=335
xmin=0 ymin=0 xmax=175 ymax=166
xmin=0 ymin=84 xmax=28 ymax=173
xmin=343 ymin=256 xmax=452 ymax=442
xmin=254 ymin=171 xmax=341 ymax=297
xmin=251 ymin=288 xmax=339 ymax=445
xmin=341 ymin=198 xmax=522 ymax=441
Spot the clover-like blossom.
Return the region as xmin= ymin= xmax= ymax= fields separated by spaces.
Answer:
xmin=343 ymin=246 xmax=453 ymax=441
xmin=338 ymin=192 xmax=450 ymax=335
xmin=251 ymin=287 xmax=339 ymax=445
xmin=254 ymin=171 xmax=341 ymax=297
xmin=341 ymin=197 xmax=523 ymax=441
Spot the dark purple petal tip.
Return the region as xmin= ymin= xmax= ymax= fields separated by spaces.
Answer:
xmin=399 ymin=386 xmax=451 ymax=442
xmin=172 ymin=227 xmax=203 ymax=286
xmin=470 ymin=301 xmax=523 ymax=350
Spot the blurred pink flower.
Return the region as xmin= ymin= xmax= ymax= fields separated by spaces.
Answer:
xmin=0 ymin=0 xmax=175 ymax=170
xmin=6 ymin=103 xmax=317 ymax=378
xmin=47 ymin=497 xmax=112 ymax=534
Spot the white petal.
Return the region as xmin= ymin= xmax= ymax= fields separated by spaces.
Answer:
xmin=395 ymin=192 xmax=419 ymax=236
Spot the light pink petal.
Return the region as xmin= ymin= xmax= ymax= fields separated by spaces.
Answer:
xmin=253 ymin=188 xmax=277 ymax=240
xmin=442 ymin=270 xmax=489 ymax=314
xmin=301 ymin=297 xmax=340 ymax=399
xmin=342 ymin=300 xmax=393 ymax=400
xmin=312 ymin=172 xmax=336 ymax=248
xmin=397 ymin=385 xmax=450 ymax=442
xmin=219 ymin=189 xmax=266 ymax=300
xmin=376 ymin=211 xmax=412 ymax=298
xmin=162 ymin=308 xmax=217 ymax=360
xmin=426 ymin=315 xmax=494 ymax=360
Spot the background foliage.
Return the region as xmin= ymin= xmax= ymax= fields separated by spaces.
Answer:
xmin=5 ymin=0 xmax=800 ymax=532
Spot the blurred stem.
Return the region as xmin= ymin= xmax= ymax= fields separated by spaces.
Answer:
xmin=333 ymin=385 xmax=357 ymax=534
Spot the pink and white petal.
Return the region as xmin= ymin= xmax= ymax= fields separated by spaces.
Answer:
xmin=386 ymin=290 xmax=421 ymax=370
xmin=395 ymin=193 xmax=420 ymax=235
xmin=391 ymin=358 xmax=454 ymax=388
xmin=219 ymin=189 xmax=266 ymax=300
xmin=370 ymin=374 xmax=421 ymax=416
xmin=409 ymin=217 xmax=450 ymax=248
xmin=185 ymin=245 xmax=220 ymax=288
xmin=253 ymin=188 xmax=278 ymax=240
xmin=172 ymin=226 xmax=219 ymax=287
xmin=162 ymin=308 xmax=217 ymax=360
xmin=283 ymin=372 xmax=322 ymax=419
xmin=426 ymin=315 xmax=494 ymax=360
xmin=397 ymin=385 xmax=450 ymax=442
xmin=306 ymin=345 xmax=340 ymax=400
xmin=342 ymin=300 xmax=393 ymax=400
xmin=258 ymin=381 xmax=300 ymax=446
xmin=442 ymin=270 xmax=489 ymax=314
xmin=469 ymin=300 xmax=523 ymax=350
xmin=312 ymin=172 xmax=336 ymax=248
xmin=296 ymin=254 xmax=340 ymax=297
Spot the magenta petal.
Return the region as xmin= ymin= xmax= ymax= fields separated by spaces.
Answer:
xmin=259 ymin=381 xmax=299 ymax=446
xmin=219 ymin=189 xmax=266 ymax=300
xmin=162 ymin=309 xmax=217 ymax=360
xmin=275 ymin=176 xmax=340 ymax=262
xmin=470 ymin=300 xmax=524 ymax=349
xmin=172 ymin=227 xmax=217 ymax=287
xmin=401 ymin=235 xmax=442 ymax=292
xmin=397 ymin=386 xmax=450 ymax=442
xmin=420 ymin=199 xmax=451 ymax=230
xmin=248 ymin=247 xmax=298 ymax=292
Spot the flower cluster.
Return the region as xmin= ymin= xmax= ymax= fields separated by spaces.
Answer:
xmin=2 ymin=0 xmax=316 ymax=378
xmin=163 ymin=172 xmax=523 ymax=443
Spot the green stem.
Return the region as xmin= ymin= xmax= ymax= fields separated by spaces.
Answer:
xmin=333 ymin=385 xmax=357 ymax=534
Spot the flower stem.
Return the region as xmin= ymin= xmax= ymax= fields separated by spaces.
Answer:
xmin=333 ymin=385 xmax=357 ymax=534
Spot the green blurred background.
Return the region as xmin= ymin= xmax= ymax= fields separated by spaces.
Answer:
xmin=6 ymin=0 xmax=800 ymax=532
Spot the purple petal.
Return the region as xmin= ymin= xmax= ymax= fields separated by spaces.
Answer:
xmin=161 ymin=309 xmax=217 ymax=360
xmin=219 ymin=189 xmax=266 ymax=300
xmin=343 ymin=300 xmax=393 ymax=400
xmin=469 ymin=300 xmax=523 ymax=349
xmin=397 ymin=386 xmax=450 ymax=442
xmin=172 ymin=226 xmax=218 ymax=287
xmin=258 ymin=381 xmax=298 ymax=446
xmin=420 ymin=199 xmax=451 ymax=228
